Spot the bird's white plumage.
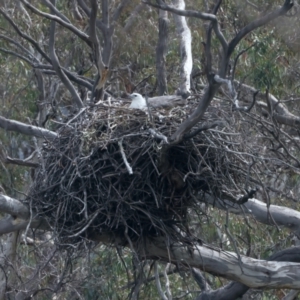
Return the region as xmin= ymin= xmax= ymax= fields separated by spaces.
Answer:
xmin=129 ymin=93 xmax=147 ymax=110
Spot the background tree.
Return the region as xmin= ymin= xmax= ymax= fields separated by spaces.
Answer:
xmin=0 ymin=1 xmax=300 ymax=299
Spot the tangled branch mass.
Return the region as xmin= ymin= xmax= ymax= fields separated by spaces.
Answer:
xmin=27 ymin=100 xmax=252 ymax=248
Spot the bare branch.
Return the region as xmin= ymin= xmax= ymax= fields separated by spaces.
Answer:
xmin=143 ymin=0 xmax=228 ymax=51
xmin=0 ymin=11 xmax=92 ymax=91
xmin=184 ymin=120 xmax=225 ymax=140
xmin=214 ymin=74 xmax=237 ymax=101
xmin=48 ymin=0 xmax=84 ymax=109
xmin=20 ymin=0 xmax=91 ymax=46
xmin=0 ymin=216 xmax=30 ymax=235
xmin=196 ymin=247 xmax=300 ymax=300
xmin=92 ymin=233 xmax=300 ymax=289
xmin=0 ymin=194 xmax=29 ymax=219
xmin=145 ymin=238 xmax=300 ymax=289
xmin=90 ymin=0 xmax=105 ymax=70
xmin=0 ymin=154 xmax=39 ymax=168
xmin=192 ymin=268 xmax=210 ymax=292
xmin=231 ymin=43 xmax=256 ymax=82
xmin=170 ymin=82 xmax=219 ymax=143
xmin=149 ymin=129 xmax=169 ymax=144
xmin=228 ymin=0 xmax=294 ymax=57
xmin=41 ymin=0 xmax=71 ymax=23
xmin=0 ymin=47 xmax=33 ymax=66
xmin=0 ymin=34 xmax=37 ymax=62
xmin=0 ymin=116 xmax=57 ymax=140
xmin=239 ymin=83 xmax=300 ymax=127
xmin=0 ymin=8 xmax=51 ymax=63
xmin=203 ymin=195 xmax=300 ymax=235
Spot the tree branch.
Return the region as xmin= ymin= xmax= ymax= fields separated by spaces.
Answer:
xmin=203 ymin=195 xmax=300 ymax=236
xmin=0 ymin=116 xmax=57 ymax=140
xmin=20 ymin=0 xmax=91 ymax=46
xmin=0 ymin=194 xmax=30 ymax=219
xmin=144 ymin=238 xmax=300 ymax=289
xmin=0 ymin=8 xmax=52 ymax=63
xmin=0 ymin=195 xmax=49 ymax=234
xmin=228 ymin=0 xmax=293 ymax=57
xmin=143 ymin=1 xmax=228 ymax=51
xmin=196 ymin=246 xmax=300 ymax=300
xmin=48 ymin=0 xmax=84 ymax=108
xmin=41 ymin=0 xmax=71 ymax=23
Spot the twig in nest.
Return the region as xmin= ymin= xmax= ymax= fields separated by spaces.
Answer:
xmin=66 ymin=107 xmax=87 ymax=125
xmin=118 ymin=139 xmax=133 ymax=174
xmin=149 ymin=129 xmax=168 ymax=144
xmin=184 ymin=121 xmax=225 ymax=140
xmin=233 ymin=90 xmax=259 ymax=112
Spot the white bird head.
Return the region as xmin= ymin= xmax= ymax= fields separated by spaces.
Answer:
xmin=129 ymin=93 xmax=147 ymax=110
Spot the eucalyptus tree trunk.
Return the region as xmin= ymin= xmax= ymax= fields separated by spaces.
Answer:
xmin=171 ymin=0 xmax=192 ymax=98
xmin=156 ymin=9 xmax=169 ymax=95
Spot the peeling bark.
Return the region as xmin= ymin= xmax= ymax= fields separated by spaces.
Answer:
xmin=142 ymin=238 xmax=300 ymax=289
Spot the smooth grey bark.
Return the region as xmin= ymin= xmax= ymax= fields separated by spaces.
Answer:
xmin=171 ymin=0 xmax=192 ymax=98
xmin=141 ymin=237 xmax=300 ymax=289
xmin=156 ymin=9 xmax=169 ymax=95
xmin=196 ymin=247 xmax=300 ymax=300
xmin=0 ymin=116 xmax=57 ymax=140
xmin=0 ymin=195 xmax=48 ymax=234
xmin=203 ymin=195 xmax=300 ymax=236
xmin=0 ymin=195 xmax=30 ymax=219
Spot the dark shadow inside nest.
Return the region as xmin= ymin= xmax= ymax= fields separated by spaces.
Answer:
xmin=26 ymin=106 xmax=235 ymax=248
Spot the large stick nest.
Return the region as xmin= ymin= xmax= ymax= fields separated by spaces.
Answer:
xmin=27 ymin=100 xmax=252 ymax=248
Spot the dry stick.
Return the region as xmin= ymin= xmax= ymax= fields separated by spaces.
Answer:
xmin=66 ymin=107 xmax=87 ymax=126
xmin=231 ymin=43 xmax=256 ymax=83
xmin=118 ymin=140 xmax=133 ymax=174
xmin=67 ymin=212 xmax=99 ymax=238
xmin=163 ymin=263 xmax=172 ymax=299
xmin=149 ymin=128 xmax=169 ymax=144
xmin=154 ymin=262 xmax=168 ymax=300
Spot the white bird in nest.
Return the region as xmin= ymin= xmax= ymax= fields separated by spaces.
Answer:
xmin=129 ymin=93 xmax=147 ymax=109
xmin=128 ymin=93 xmax=186 ymax=110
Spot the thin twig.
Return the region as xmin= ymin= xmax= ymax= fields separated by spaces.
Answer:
xmin=149 ymin=129 xmax=169 ymax=144
xmin=118 ymin=140 xmax=133 ymax=174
